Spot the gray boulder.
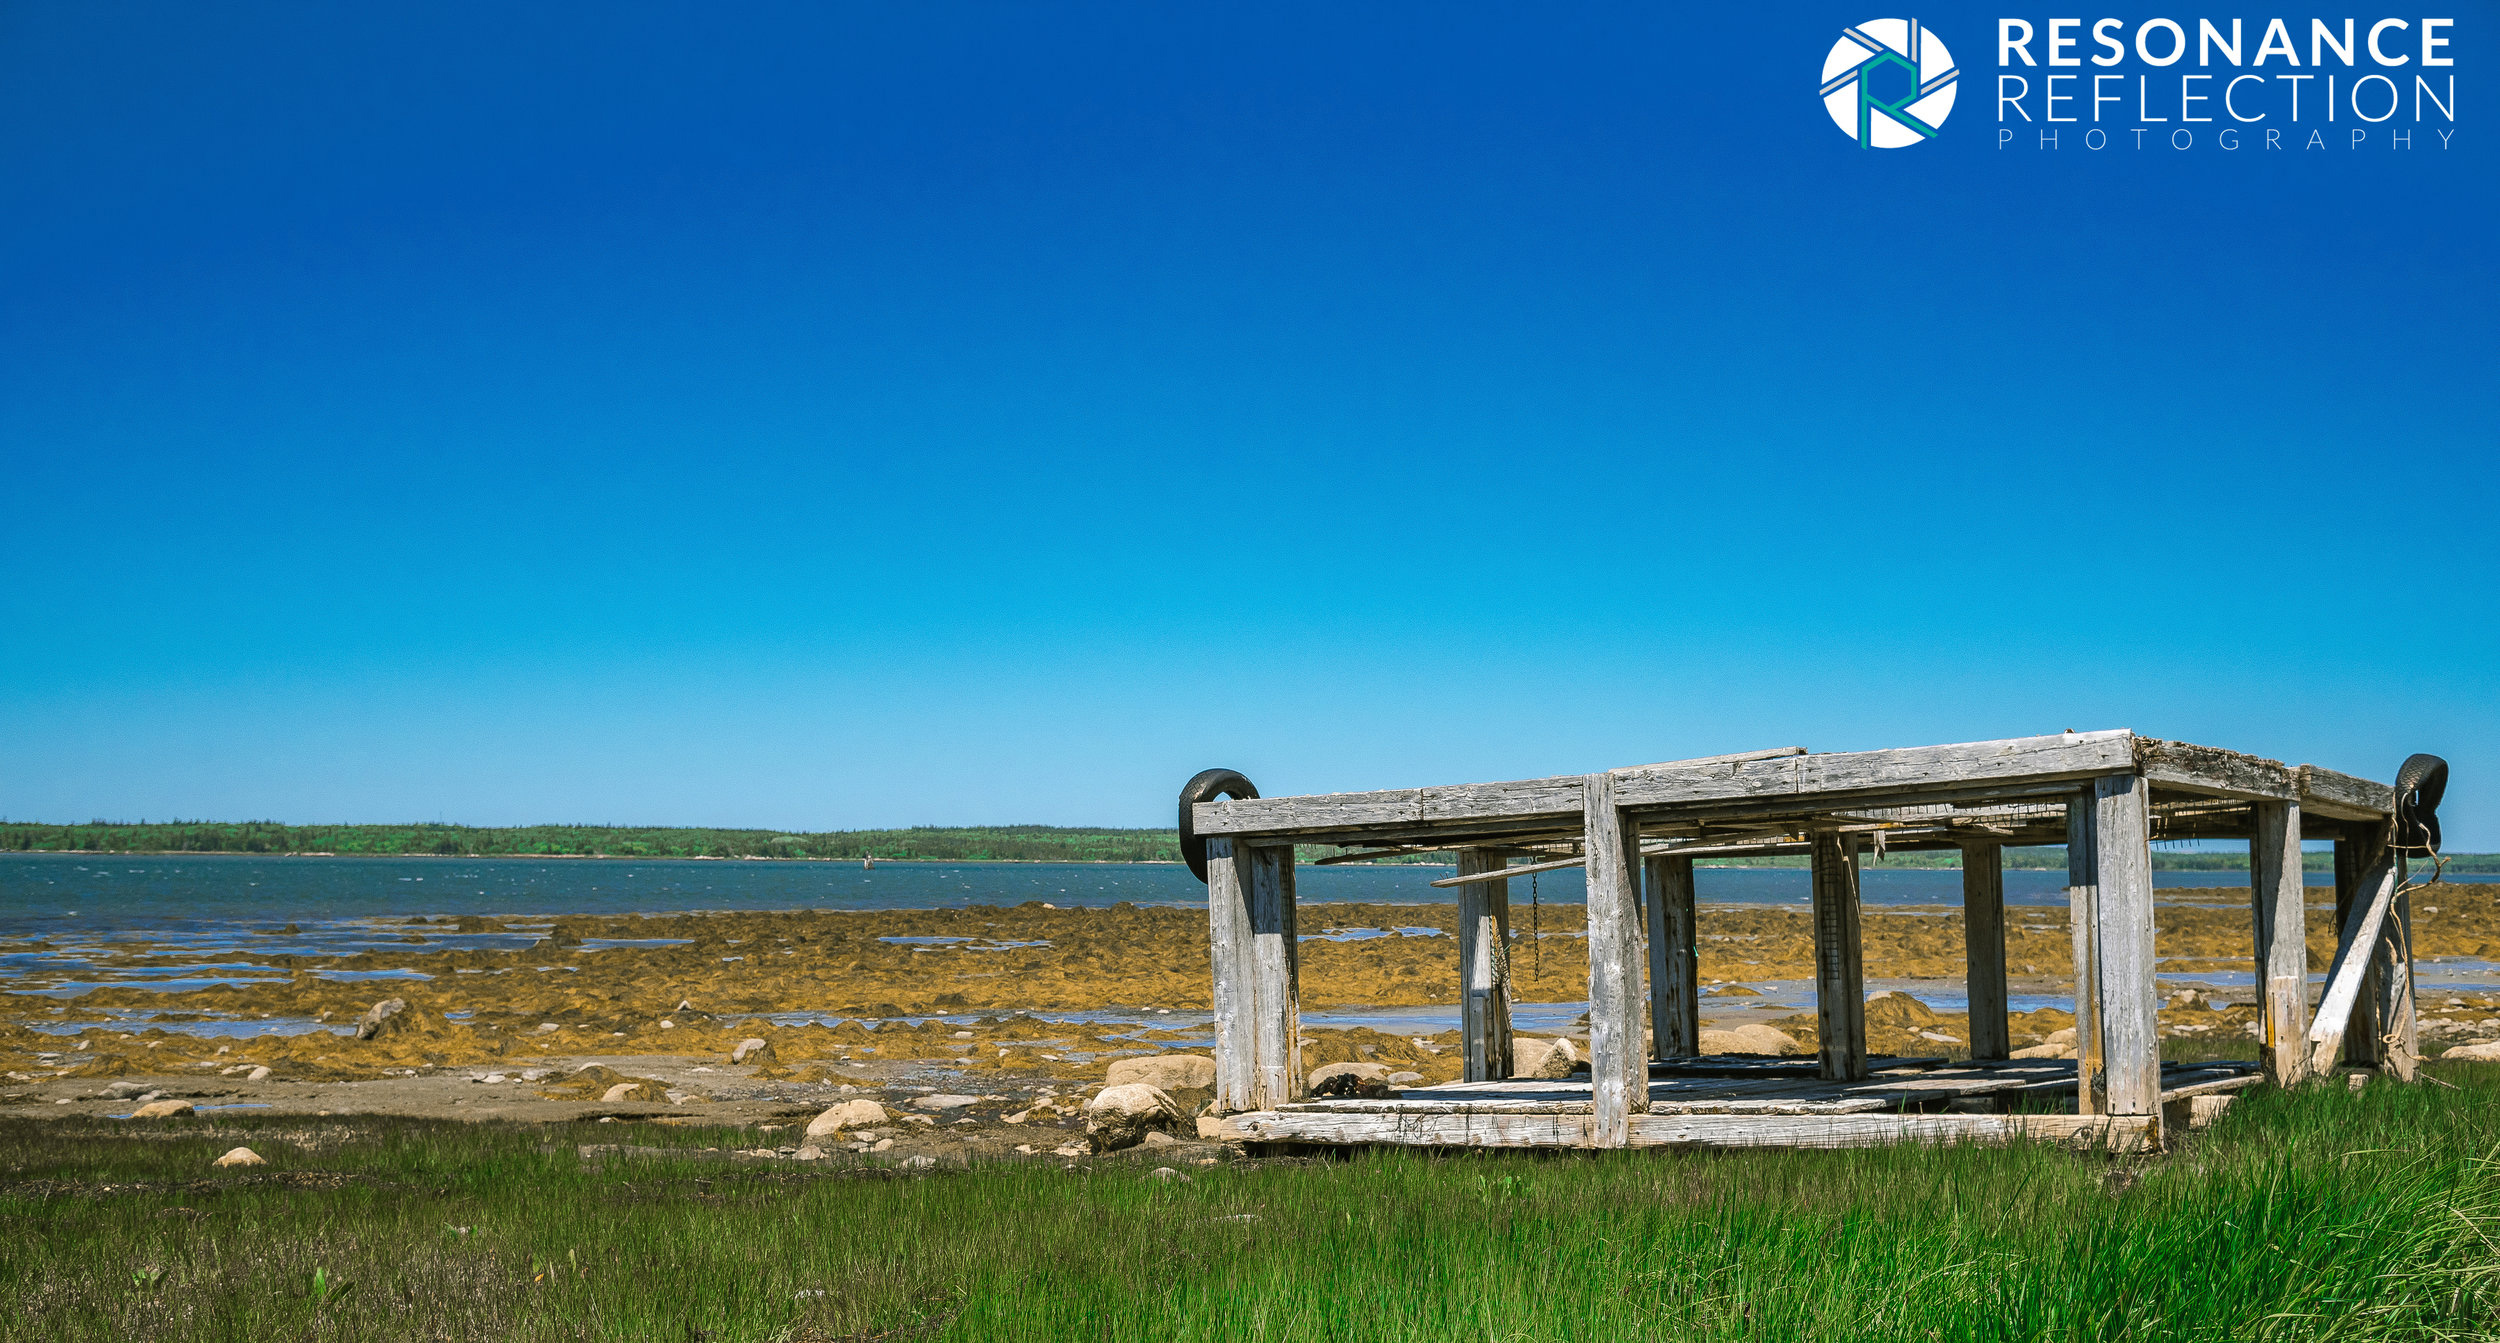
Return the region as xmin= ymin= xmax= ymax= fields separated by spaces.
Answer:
xmin=356 ymin=998 xmax=411 ymax=1040
xmin=1084 ymin=1083 xmax=1187 ymax=1152
xmin=730 ymin=1038 xmax=775 ymax=1065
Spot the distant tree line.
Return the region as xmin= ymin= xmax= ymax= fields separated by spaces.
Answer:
xmin=1 ymin=821 xmax=2488 ymax=871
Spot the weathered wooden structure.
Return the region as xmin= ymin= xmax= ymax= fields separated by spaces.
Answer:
xmin=1182 ymin=731 xmax=2441 ymax=1152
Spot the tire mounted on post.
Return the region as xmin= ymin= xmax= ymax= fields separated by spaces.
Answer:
xmin=1179 ymin=768 xmax=1259 ymax=883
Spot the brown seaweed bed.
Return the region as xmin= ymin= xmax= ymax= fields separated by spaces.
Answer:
xmin=3 ymin=884 xmax=2495 ymax=1122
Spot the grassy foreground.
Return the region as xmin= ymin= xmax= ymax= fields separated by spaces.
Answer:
xmin=5 ymin=1070 xmax=2498 ymax=1342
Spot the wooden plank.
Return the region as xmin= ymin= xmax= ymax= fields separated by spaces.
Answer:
xmin=1961 ymin=841 xmax=2010 ymax=1061
xmin=1228 ymin=1109 xmax=2156 ymax=1151
xmin=2331 ymin=830 xmax=2389 ymax=1069
xmin=1581 ymin=772 xmax=1649 ymax=1147
xmin=2309 ymin=847 xmax=2399 ymax=1076
xmin=1455 ymin=849 xmax=1515 ymax=1083
xmin=2066 ymin=794 xmax=2103 ymax=1115
xmin=1205 ymin=839 xmax=1258 ymax=1112
xmin=1809 ymin=832 xmax=1869 ymax=1082
xmin=1192 ymin=735 xmax=2126 ymax=841
xmin=2093 ymin=773 xmax=2161 ymax=1131
xmin=2249 ymin=801 xmax=2311 ymax=1085
xmin=2372 ymin=863 xmax=2419 ymax=1081
xmin=2136 ymin=739 xmax=2297 ymax=802
xmin=2159 ymin=1073 xmax=2267 ymax=1101
xmin=1645 ymin=854 xmax=1700 ymax=1058
xmin=2300 ymin=765 xmax=2397 ymax=822
xmin=1246 ymin=844 xmax=1302 ymax=1110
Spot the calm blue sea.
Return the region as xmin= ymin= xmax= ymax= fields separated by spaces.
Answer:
xmin=0 ymin=850 xmax=2442 ymax=939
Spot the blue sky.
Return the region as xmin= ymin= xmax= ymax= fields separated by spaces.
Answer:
xmin=3 ymin=4 xmax=2493 ymax=842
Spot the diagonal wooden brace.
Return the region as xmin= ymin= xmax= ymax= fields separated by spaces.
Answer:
xmin=2307 ymin=855 xmax=2399 ymax=1076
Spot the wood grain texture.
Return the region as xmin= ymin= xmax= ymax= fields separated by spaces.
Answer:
xmin=1645 ymin=854 xmax=1700 ymax=1059
xmin=1228 ymin=1109 xmax=2156 ymax=1152
xmin=2299 ymin=765 xmax=2399 ymax=822
xmin=1455 ymin=849 xmax=1514 ymax=1083
xmin=2093 ymin=774 xmax=2162 ymax=1130
xmin=2311 ymin=848 xmax=2399 ymax=1076
xmin=1581 ymin=773 xmax=1649 ymax=1146
xmin=2332 ymin=831 xmax=2389 ymax=1068
xmin=1809 ymin=832 xmax=1868 ymax=1082
xmin=2249 ymin=801 xmax=2311 ymax=1085
xmin=1960 ymin=842 xmax=2010 ymax=1061
xmin=1204 ymin=839 xmax=1258 ymax=1113
xmin=1246 ymin=844 xmax=1302 ymax=1110
xmin=2066 ymin=795 xmax=2104 ymax=1116
xmin=2135 ymin=739 xmax=2297 ymax=802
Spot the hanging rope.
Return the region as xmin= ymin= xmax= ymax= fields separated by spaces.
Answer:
xmin=1530 ymin=868 xmax=1541 ymax=988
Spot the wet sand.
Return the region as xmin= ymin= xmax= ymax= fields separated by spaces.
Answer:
xmin=4 ymin=884 xmax=2494 ymax=1126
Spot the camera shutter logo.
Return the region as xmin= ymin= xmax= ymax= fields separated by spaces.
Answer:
xmin=1821 ymin=19 xmax=1957 ymax=147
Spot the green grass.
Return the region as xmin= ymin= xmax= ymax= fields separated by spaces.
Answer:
xmin=6 ymin=1069 xmax=2498 ymax=1341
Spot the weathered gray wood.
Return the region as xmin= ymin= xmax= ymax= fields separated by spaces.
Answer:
xmin=1960 ymin=842 xmax=2010 ymax=1061
xmin=1204 ymin=839 xmax=1258 ymax=1112
xmin=2092 ymin=774 xmax=2161 ymax=1130
xmin=2066 ymin=794 xmax=2104 ymax=1115
xmin=2311 ymin=846 xmax=2400 ymax=1076
xmin=2332 ymin=830 xmax=2389 ymax=1068
xmin=2137 ymin=739 xmax=2299 ymax=801
xmin=1581 ymin=772 xmax=1649 ymax=1147
xmin=1245 ymin=844 xmax=1302 ymax=1110
xmin=1645 ymin=854 xmax=1699 ymax=1058
xmin=1455 ymin=849 xmax=1514 ymax=1083
xmin=2372 ymin=861 xmax=2419 ymax=1080
xmin=1227 ymin=1108 xmax=2155 ymax=1151
xmin=1192 ymin=735 xmax=2121 ymax=840
xmin=2299 ymin=765 xmax=2399 ymax=822
xmin=1809 ymin=832 xmax=1868 ymax=1082
xmin=2249 ymin=801 xmax=2311 ymax=1085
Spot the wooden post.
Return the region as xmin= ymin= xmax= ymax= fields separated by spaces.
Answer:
xmin=2066 ymin=795 xmax=2104 ymax=1115
xmin=1245 ymin=843 xmax=1302 ymax=1109
xmin=2374 ymin=845 xmax=2419 ymax=1081
xmin=2249 ymin=801 xmax=2312 ymax=1085
xmin=2091 ymin=774 xmax=2161 ymax=1130
xmin=2334 ymin=829 xmax=2387 ymax=1069
xmin=1581 ymin=773 xmax=1649 ymax=1147
xmin=1809 ymin=831 xmax=1868 ymax=1082
xmin=1456 ymin=849 xmax=1515 ymax=1082
xmin=1645 ymin=854 xmax=1700 ymax=1059
xmin=1960 ymin=842 xmax=2010 ymax=1061
xmin=1205 ymin=838 xmax=1258 ymax=1112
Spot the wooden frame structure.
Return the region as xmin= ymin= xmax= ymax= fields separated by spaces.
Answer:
xmin=1192 ymin=731 xmax=2421 ymax=1151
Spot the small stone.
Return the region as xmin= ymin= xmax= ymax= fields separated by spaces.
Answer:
xmin=1105 ymin=1055 xmax=1218 ymax=1093
xmin=912 ymin=1094 xmax=980 ymax=1110
xmin=101 ymin=1082 xmax=149 ymax=1100
xmin=1386 ymin=1071 xmax=1424 ymax=1085
xmin=1014 ymin=1144 xmax=1036 ymax=1154
xmin=130 ymin=1100 xmax=193 ymax=1119
xmin=356 ymin=998 xmax=410 ymax=1040
xmin=658 ymin=1019 xmax=676 ymax=1030
xmin=1308 ymin=1061 xmax=1395 ymax=1090
xmin=903 ymin=1155 xmax=937 ymax=1170
xmin=212 ymin=1146 xmax=264 ymax=1168
xmin=535 ymin=1023 xmax=561 ymax=1034
xmin=600 ymin=1083 xmax=644 ymax=1103
xmin=805 ymin=1099 xmax=889 ymax=1138
xmin=730 ymin=1038 xmax=774 ymax=1065
xmin=793 ymin=1146 xmax=826 ymax=1161
xmin=1149 ymin=1166 xmax=1189 ymax=1182
xmin=2441 ymin=1040 xmax=2500 ymax=1062
xmin=245 ymin=1066 xmax=272 ymax=1082
xmin=903 ymin=1115 xmax=936 ymax=1127
xmin=1052 ymin=1143 xmax=1087 ymax=1157
xmin=1141 ymin=1130 xmax=1178 ymax=1146
xmin=871 ymin=1138 xmax=895 ymax=1152
xmin=1698 ymin=1025 xmax=1805 ymax=1057
xmin=1510 ymin=1038 xmax=1582 ymax=1079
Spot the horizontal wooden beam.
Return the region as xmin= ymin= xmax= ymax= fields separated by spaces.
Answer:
xmin=1221 ymin=1109 xmax=2155 ymax=1152
xmin=2298 ymin=765 xmax=2397 ymax=822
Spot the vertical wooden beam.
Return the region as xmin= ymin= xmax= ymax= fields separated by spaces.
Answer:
xmin=1456 ymin=849 xmax=1515 ymax=1082
xmin=2334 ymin=828 xmax=2388 ymax=1069
xmin=1205 ymin=838 xmax=1258 ymax=1112
xmin=2066 ymin=795 xmax=2104 ymax=1115
xmin=1645 ymin=854 xmax=1700 ymax=1059
xmin=1245 ymin=843 xmax=1302 ymax=1110
xmin=1581 ymin=773 xmax=1649 ymax=1148
xmin=2249 ymin=801 xmax=2312 ymax=1085
xmin=1960 ymin=842 xmax=2010 ymax=1061
xmin=1809 ymin=832 xmax=1868 ymax=1082
xmin=2371 ymin=827 xmax=2418 ymax=1081
xmin=2089 ymin=774 xmax=2161 ymax=1131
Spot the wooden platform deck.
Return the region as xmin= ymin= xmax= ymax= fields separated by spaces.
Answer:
xmin=1216 ymin=1057 xmax=2265 ymax=1152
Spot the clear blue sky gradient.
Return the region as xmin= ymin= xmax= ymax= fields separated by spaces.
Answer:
xmin=3 ymin=4 xmax=2493 ymax=841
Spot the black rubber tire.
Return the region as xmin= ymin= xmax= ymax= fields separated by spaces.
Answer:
xmin=2395 ymin=753 xmax=2448 ymax=854
xmin=1178 ymin=768 xmax=1259 ymax=883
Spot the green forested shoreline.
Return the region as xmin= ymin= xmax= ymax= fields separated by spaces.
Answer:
xmin=2 ymin=820 xmax=2491 ymax=871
